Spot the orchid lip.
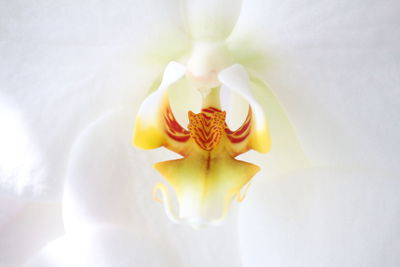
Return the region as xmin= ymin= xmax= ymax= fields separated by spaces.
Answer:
xmin=133 ymin=61 xmax=271 ymax=227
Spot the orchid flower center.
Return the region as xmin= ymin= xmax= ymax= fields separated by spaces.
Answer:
xmin=133 ymin=59 xmax=271 ymax=227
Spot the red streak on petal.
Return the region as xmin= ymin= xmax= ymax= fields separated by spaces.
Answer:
xmin=163 ymin=107 xmax=190 ymax=143
xmin=226 ymin=107 xmax=252 ymax=144
xmin=160 ymin=105 xmax=254 ymax=149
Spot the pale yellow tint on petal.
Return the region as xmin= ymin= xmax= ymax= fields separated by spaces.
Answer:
xmin=250 ymin=75 xmax=311 ymax=175
xmin=154 ymin=151 xmax=259 ymax=221
xmin=133 ymin=61 xmax=187 ymax=150
xmin=250 ymin=126 xmax=271 ymax=154
xmin=133 ymin=118 xmax=165 ymax=149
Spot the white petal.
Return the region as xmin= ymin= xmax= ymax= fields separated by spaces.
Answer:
xmin=231 ymin=0 xmax=400 ymax=171
xmin=0 ymin=196 xmax=25 ymax=227
xmin=0 ymin=97 xmax=46 ymax=197
xmin=183 ymin=0 xmax=242 ymax=40
xmin=0 ymin=1 xmax=189 ymax=200
xmin=219 ymin=64 xmax=267 ymax=132
xmin=133 ymin=61 xmax=186 ymax=148
xmin=63 ymin=108 xmax=242 ymax=267
xmin=0 ymin=201 xmax=64 ymax=267
xmin=238 ymin=167 xmax=400 ymax=266
xmin=24 ymin=226 xmax=181 ymax=267
xmin=219 ymin=64 xmax=309 ymax=177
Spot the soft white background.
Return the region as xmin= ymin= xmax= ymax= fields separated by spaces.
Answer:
xmin=1 ymin=0 xmax=399 ymax=266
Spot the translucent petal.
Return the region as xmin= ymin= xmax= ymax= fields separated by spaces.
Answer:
xmin=0 ymin=196 xmax=25 ymax=227
xmin=0 ymin=0 xmax=189 ymax=200
xmin=133 ymin=61 xmax=186 ymax=150
xmin=239 ymin=167 xmax=400 ymax=267
xmin=24 ymin=227 xmax=181 ymax=267
xmin=218 ymin=64 xmax=309 ymax=177
xmin=231 ymin=0 xmax=400 ymax=171
xmin=0 ymin=97 xmax=46 ymax=197
xmin=0 ymin=200 xmax=64 ymax=267
xmin=219 ymin=64 xmax=271 ymax=153
xmin=62 ymin=108 xmax=242 ymax=267
xmin=246 ymin=74 xmax=311 ymax=178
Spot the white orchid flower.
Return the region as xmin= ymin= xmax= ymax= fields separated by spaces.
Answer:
xmin=1 ymin=0 xmax=400 ymax=266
